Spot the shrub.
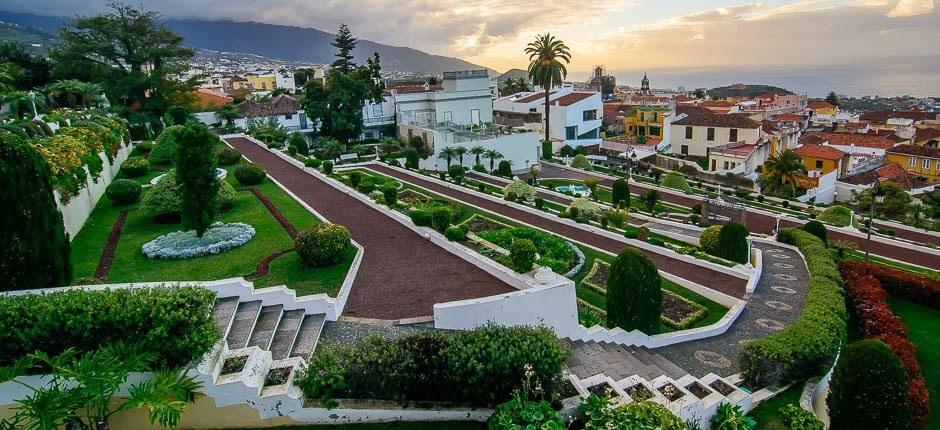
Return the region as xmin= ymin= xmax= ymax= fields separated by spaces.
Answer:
xmin=322 ymin=160 xmax=334 ymax=174
xmin=802 ymin=220 xmax=827 ymax=243
xmin=636 ymin=226 xmax=650 ymax=241
xmin=409 ymin=209 xmax=432 ymax=227
xmin=148 ymin=125 xmax=184 ymax=165
xmin=304 ymin=158 xmax=322 ymax=168
xmin=105 ymin=179 xmax=142 ymax=205
xmin=611 ymin=178 xmax=630 ymax=208
xmin=448 ymin=164 xmax=465 ymax=180
xmin=541 ymin=140 xmax=553 ymax=159
xmin=575 ymin=395 xmax=685 ymax=430
xmin=0 ymin=286 xmax=218 ymax=368
xmin=348 ymin=172 xmax=363 ymax=189
xmin=234 ymin=163 xmax=267 ymax=186
xmin=382 ymin=184 xmax=398 ymax=206
xmin=699 ymin=225 xmax=722 ymax=255
xmin=431 ymin=207 xmax=452 ymax=232
xmin=607 ymin=248 xmax=662 ymax=333
xmin=444 ymin=225 xmax=468 ymax=241
xmin=477 ymin=228 xmax=577 ymax=275
xmin=568 ymin=197 xmax=600 ymax=219
xmin=840 ymin=261 xmax=940 ymax=310
xmin=757 ymin=194 xmax=765 ymax=202
xmin=817 ymin=205 xmax=852 ymax=227
xmin=120 ymin=157 xmax=150 ymax=177
xmin=828 ymin=339 xmax=911 ymax=430
xmin=216 ymin=147 xmax=242 ymax=165
xmin=404 ymin=147 xmax=420 ymax=169
xmin=505 ymin=191 xmax=518 ymax=202
xmin=175 ymin=124 xmax=221 ymax=237
xmin=489 ymin=396 xmax=563 ymax=429
xmin=779 ymin=405 xmax=824 ymax=430
xmin=473 ymin=164 xmax=487 ymax=173
xmin=497 ymin=160 xmax=512 ymax=177
xmin=605 ymin=209 xmax=629 ymax=229
xmin=661 ymin=172 xmax=692 ymax=192
xmin=534 ymin=197 xmax=544 ymax=210
xmin=571 ymin=154 xmax=591 ymax=170
xmin=740 ymin=229 xmax=846 ymax=387
xmin=289 ymin=133 xmax=308 ymax=155
xmin=502 ymin=180 xmax=536 ymax=201
xmin=141 ymin=173 xmax=236 ymax=220
xmin=134 ymin=141 xmax=153 ymax=154
xmin=295 ymin=224 xmax=351 ymax=267
xmin=711 ymin=403 xmax=756 ymax=430
xmin=508 ymin=238 xmax=537 ymax=273
xmin=690 ymin=213 xmax=701 ymax=224
xmin=477 ymin=182 xmax=486 ymax=193
xmin=715 ymin=222 xmax=749 ymax=264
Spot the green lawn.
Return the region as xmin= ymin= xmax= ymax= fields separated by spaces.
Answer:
xmin=230 ymin=422 xmax=484 ymax=430
xmin=537 ymin=178 xmax=691 ymax=215
xmin=745 ymin=381 xmax=806 ymax=430
xmin=889 ymin=297 xmax=940 ymax=430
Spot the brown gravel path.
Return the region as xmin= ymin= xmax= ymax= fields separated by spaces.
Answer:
xmin=539 ymin=163 xmax=940 ymax=270
xmin=225 ymin=137 xmax=514 ymax=320
xmin=369 ymin=165 xmax=748 ymax=298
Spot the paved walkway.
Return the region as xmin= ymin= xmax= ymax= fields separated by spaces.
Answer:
xmin=224 ymin=137 xmax=514 ymax=320
xmin=538 ymin=163 xmax=940 ymax=270
xmin=367 ymin=165 xmax=748 ymax=298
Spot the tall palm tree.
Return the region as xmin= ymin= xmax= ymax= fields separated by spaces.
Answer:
xmin=454 ymin=146 xmax=468 ymax=166
xmin=469 ymin=145 xmax=487 ymax=166
xmin=485 ymin=149 xmax=504 ymax=172
xmin=760 ymin=149 xmax=806 ymax=198
xmin=525 ymin=34 xmax=571 ymax=142
xmin=438 ymin=146 xmax=459 ymax=168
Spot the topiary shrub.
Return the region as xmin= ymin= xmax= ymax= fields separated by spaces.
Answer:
xmin=348 ymin=172 xmax=363 ymax=189
xmin=502 ymin=180 xmax=535 ymax=201
xmin=105 ymin=179 xmax=142 ymax=205
xmin=568 ymin=197 xmax=600 ymax=220
xmin=497 ymin=160 xmax=512 ymax=177
xmin=448 ymin=165 xmax=465 ymax=181
xmin=508 ymin=238 xmax=537 ymax=273
xmin=699 ymin=225 xmax=722 ymax=255
xmin=304 ymin=158 xmax=322 ymax=168
xmin=431 ymin=207 xmax=452 ymax=233
xmin=134 ymin=141 xmax=153 ymax=154
xmin=148 ymin=125 xmax=185 ymax=165
xmin=818 ymin=204 xmax=852 ymax=227
xmin=409 ymin=209 xmax=432 ymax=227
xmin=444 ymin=225 xmax=469 ymax=241
xmin=141 ymin=173 xmax=236 ymax=221
xmin=715 ymin=222 xmax=749 ymax=264
xmin=802 ymin=220 xmax=828 ymax=243
xmin=234 ymin=163 xmax=267 ymax=186
xmin=288 ymin=133 xmax=308 ymax=155
xmin=175 ymin=124 xmax=221 ymax=237
xmin=216 ymin=147 xmax=242 ymax=166
xmin=534 ymin=197 xmax=544 ymax=210
xmin=120 ymin=157 xmax=150 ymax=178
xmin=661 ymin=172 xmax=692 ymax=192
xmin=322 ymin=160 xmax=334 ymax=174
xmin=295 ymin=224 xmax=351 ymax=267
xmin=828 ymin=339 xmax=911 ymax=430
xmin=382 ymin=183 xmax=398 ymax=206
xmin=404 ymin=147 xmax=420 ymax=169
xmin=636 ymin=226 xmax=650 ymax=241
xmin=571 ymin=154 xmax=592 ymax=170
xmin=611 ymin=178 xmax=630 ymax=208
xmin=606 ymin=248 xmax=662 ymax=332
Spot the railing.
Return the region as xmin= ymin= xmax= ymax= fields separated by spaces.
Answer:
xmin=846 ymin=155 xmax=884 ymax=176
xmin=363 ymin=116 xmax=395 ymax=125
xmin=443 ymin=70 xmax=489 ymax=80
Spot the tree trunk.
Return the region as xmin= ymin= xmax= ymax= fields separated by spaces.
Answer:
xmin=543 ymin=88 xmax=551 ymax=142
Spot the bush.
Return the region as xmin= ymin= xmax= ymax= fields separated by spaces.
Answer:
xmin=611 ymin=178 xmax=630 ymax=208
xmin=445 ymin=225 xmax=469 ymax=241
xmin=304 ymin=158 xmax=322 ymax=168
xmin=540 ymin=140 xmax=553 ymax=159
xmin=715 ymin=222 xmax=749 ymax=264
xmin=571 ymin=154 xmax=591 ymax=170
xmin=779 ymin=405 xmax=824 ymax=430
xmin=711 ymin=402 xmax=756 ymax=430
xmin=0 ymin=286 xmax=218 ymax=368
xmin=607 ymin=248 xmax=661 ymax=332
xmin=431 ymin=207 xmax=452 ymax=232
xmin=661 ymin=172 xmax=692 ymax=192
xmin=120 ymin=156 xmax=150 ymax=177
xmin=828 ymin=339 xmax=911 ymax=430
xmin=348 ymin=172 xmax=363 ymax=189
xmin=134 ymin=141 xmax=153 ymax=154
xmin=105 ymin=179 xmax=142 ymax=205
xmin=567 ymin=197 xmax=600 ymax=220
xmin=382 ymin=184 xmax=398 ymax=206
xmin=148 ymin=125 xmax=184 ymax=165
xmin=295 ymin=224 xmax=351 ymax=267
xmin=404 ymin=147 xmax=420 ymax=169
xmin=508 ymin=238 xmax=537 ymax=273
xmin=636 ymin=226 xmax=650 ymax=241
xmin=699 ymin=225 xmax=722 ymax=255
xmin=234 ymin=163 xmax=267 ymax=186
xmin=448 ymin=165 xmax=465 ymax=180
xmin=489 ymin=397 xmax=563 ymax=429
xmin=322 ymin=160 xmax=334 ymax=174
xmin=216 ymin=147 xmax=242 ymax=166
xmin=141 ymin=173 xmax=236 ymax=220
xmin=477 ymin=182 xmax=486 ymax=193
xmin=175 ymin=124 xmax=221 ymax=237
xmin=802 ymin=220 xmax=827 ymax=243
xmin=289 ymin=133 xmax=308 ymax=155
xmin=575 ymin=395 xmax=685 ymax=429
xmin=497 ymin=160 xmax=512 ymax=177
xmin=840 ymin=261 xmax=940 ymax=310
xmin=505 ymin=191 xmax=518 ymax=202
xmin=817 ymin=205 xmax=852 ymax=226
xmin=741 ymin=229 xmax=845 ymax=387
xmin=503 ymin=180 xmax=536 ymax=201
xmin=534 ymin=197 xmax=544 ymax=210
xmin=409 ymin=209 xmax=432 ymax=227
xmin=605 ymin=209 xmax=629 ymax=229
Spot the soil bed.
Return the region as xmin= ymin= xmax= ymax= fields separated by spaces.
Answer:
xmin=221 ymin=355 xmax=248 ymax=375
xmin=658 ymin=382 xmax=685 ymax=401
xmin=709 ymin=379 xmax=735 ymax=396
xmin=685 ymin=381 xmax=712 ymax=399
xmin=626 ymin=384 xmax=654 ymax=401
xmin=661 ymin=292 xmax=707 ymax=326
xmin=265 ymin=366 xmax=291 ymax=386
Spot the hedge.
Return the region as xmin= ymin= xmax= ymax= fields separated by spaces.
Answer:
xmin=295 ymin=224 xmax=351 ymax=267
xmin=106 ymin=179 xmax=142 ymax=205
xmin=740 ymin=229 xmax=846 ymax=387
xmin=0 ymin=286 xmax=219 ymax=369
xmin=818 ymin=205 xmax=853 ymax=227
xmin=841 ymin=260 xmax=940 ymax=310
xmin=828 ymin=339 xmax=911 ymax=430
xmin=661 ymin=172 xmax=692 ymax=192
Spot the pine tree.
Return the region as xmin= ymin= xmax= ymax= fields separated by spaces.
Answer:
xmin=825 ymin=91 xmax=839 ymax=107
xmin=331 ymin=24 xmax=357 ymax=73
xmin=174 ymin=124 xmax=220 ymax=237
xmin=606 ymin=248 xmax=661 ymax=332
xmin=1 ymin=132 xmax=72 ymax=290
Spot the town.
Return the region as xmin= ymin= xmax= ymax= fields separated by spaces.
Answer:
xmin=0 ymin=2 xmax=938 ymax=430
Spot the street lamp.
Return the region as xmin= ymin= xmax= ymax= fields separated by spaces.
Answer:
xmin=775 ymin=213 xmax=783 ymax=234
xmin=865 ymin=182 xmax=886 ymax=262
xmin=27 ymin=90 xmax=39 ymax=120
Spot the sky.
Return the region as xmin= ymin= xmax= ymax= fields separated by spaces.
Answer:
xmin=4 ymin=0 xmax=939 ymax=95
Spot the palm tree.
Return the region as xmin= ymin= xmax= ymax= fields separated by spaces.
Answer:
xmin=525 ymin=34 xmax=571 ymax=142
xmin=454 ymin=146 xmax=468 ymax=166
xmin=469 ymin=146 xmax=487 ymax=166
xmin=77 ymin=82 xmax=104 ymax=108
xmin=760 ymin=149 xmax=806 ymax=198
xmin=2 ymin=90 xmax=44 ymax=119
xmin=485 ymin=149 xmax=504 ymax=172
xmin=380 ymin=137 xmax=403 ymax=154
xmin=438 ymin=146 xmax=459 ymax=168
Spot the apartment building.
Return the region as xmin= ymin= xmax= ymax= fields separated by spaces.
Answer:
xmin=493 ymin=85 xmax=603 ymax=148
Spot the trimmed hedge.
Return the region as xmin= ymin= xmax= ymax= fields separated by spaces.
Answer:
xmin=120 ymin=156 xmax=150 ymax=178
xmin=661 ymin=172 xmax=692 ymax=192
xmin=802 ymin=220 xmax=827 ymax=243
xmin=740 ymin=229 xmax=846 ymax=387
xmin=508 ymin=238 xmax=537 ymax=273
xmin=295 ymin=224 xmax=351 ymax=267
xmin=829 ymin=339 xmax=911 ymax=430
xmin=699 ymin=225 xmax=722 ymax=255
xmin=216 ymin=147 xmax=242 ymax=166
xmin=0 ymin=286 xmax=219 ymax=369
xmin=818 ymin=205 xmax=852 ymax=227
xmin=715 ymin=222 xmax=749 ymax=264
xmin=611 ymin=178 xmax=630 ymax=208
xmin=234 ymin=163 xmax=267 ymax=186
xmin=841 ymin=260 xmax=940 ymax=310
xmin=105 ymin=179 xmax=142 ymax=205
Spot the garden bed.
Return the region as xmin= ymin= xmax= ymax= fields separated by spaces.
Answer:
xmin=684 ymin=381 xmax=712 ymax=399
xmin=626 ymin=383 xmax=654 ymax=401
xmin=587 ymin=382 xmax=618 ymax=399
xmin=660 ymin=291 xmax=708 ymax=330
xmin=221 ymin=354 xmax=248 ymax=375
xmin=460 ymin=214 xmax=510 ymax=233
xmin=709 ymin=379 xmax=736 ymax=396
xmin=657 ymin=382 xmax=685 ymax=401
xmin=265 ymin=366 xmax=292 ymax=387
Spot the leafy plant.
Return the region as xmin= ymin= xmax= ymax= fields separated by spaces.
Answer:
xmin=611 ymin=178 xmax=630 ymax=208
xmin=503 ymin=180 xmax=536 ymax=200
xmin=120 ymin=157 xmax=150 ymax=177
xmin=431 ymin=207 xmax=453 ymax=233
xmin=488 ymin=394 xmax=563 ymax=430
xmin=828 ymin=339 xmax=911 ymax=430
xmin=571 ymin=154 xmax=591 ymax=170
xmin=140 ymin=172 xmax=235 ymax=221
xmin=817 ymin=205 xmax=852 ymax=227
xmin=607 ymin=247 xmax=662 ymax=332
xmin=174 ymin=124 xmax=220 ymax=237
xmin=106 ymin=179 xmax=142 ymax=205
xmin=802 ymin=220 xmax=827 ymax=244
xmin=779 ymin=404 xmax=824 ymax=430
xmin=508 ymin=238 xmax=538 ymax=273
xmin=711 ymin=402 xmax=756 ymax=430
xmin=662 ymin=172 xmax=692 ymax=192
xmin=715 ymin=222 xmax=749 ymax=264
xmin=234 ymin=163 xmax=266 ymax=186
xmin=575 ymin=395 xmax=687 ymax=429
xmin=699 ymin=225 xmax=722 ymax=255
xmin=295 ymin=224 xmax=351 ymax=267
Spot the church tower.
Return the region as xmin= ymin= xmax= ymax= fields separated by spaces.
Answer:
xmin=640 ymin=73 xmax=650 ymax=95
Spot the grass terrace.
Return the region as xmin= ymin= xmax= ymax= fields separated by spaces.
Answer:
xmin=888 ymin=298 xmax=940 ymax=430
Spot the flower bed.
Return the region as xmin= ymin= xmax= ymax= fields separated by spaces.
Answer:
xmin=460 ymin=214 xmax=511 ymax=233
xmin=476 ymin=227 xmax=581 ymax=275
xmin=222 ymin=354 xmax=249 ymax=375
xmin=397 ymin=188 xmax=431 ymax=206
xmin=142 ymin=222 xmax=256 ymax=259
xmin=265 ymin=366 xmax=291 ymax=386
xmin=660 ymin=291 xmax=708 ymax=330
xmin=626 ymin=384 xmax=654 ymax=401
xmin=658 ymin=382 xmax=685 ymax=401
xmin=582 ymin=260 xmax=610 ymax=291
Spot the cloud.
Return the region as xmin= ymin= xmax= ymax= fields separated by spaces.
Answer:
xmin=885 ymin=0 xmax=934 ymax=16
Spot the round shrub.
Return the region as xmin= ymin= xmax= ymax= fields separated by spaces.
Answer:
xmin=699 ymin=225 xmax=722 ymax=255
xmin=216 ymin=147 xmax=242 ymax=166
xmin=322 ymin=160 xmax=334 ymax=174
xmin=134 ymin=141 xmax=153 ymax=154
xmin=382 ymin=184 xmax=398 ymax=206
xmin=716 ymin=222 xmax=749 ymax=264
xmin=444 ymin=225 xmax=468 ymax=241
xmin=304 ymin=158 xmax=322 ymax=168
xmin=818 ymin=204 xmax=852 ymax=227
xmin=502 ymin=180 xmax=535 ymax=201
xmin=828 ymin=339 xmax=911 ymax=430
xmin=234 ymin=163 xmax=267 ymax=186
xmin=295 ymin=224 xmax=351 ymax=267
xmin=409 ymin=209 xmax=432 ymax=227
xmin=607 ymin=247 xmax=662 ymax=332
xmin=348 ymin=172 xmax=363 ymax=189
xmin=661 ymin=172 xmax=692 ymax=192
xmin=120 ymin=157 xmax=150 ymax=178
xmin=571 ymin=154 xmax=592 ymax=170
xmin=431 ymin=207 xmax=452 ymax=233
xmin=568 ymin=197 xmax=600 ymax=219
xmin=611 ymin=178 xmax=630 ymax=208
xmin=497 ymin=160 xmax=512 ymax=177
xmin=106 ymin=179 xmax=142 ymax=205
xmin=448 ymin=164 xmax=465 ymax=180
xmin=508 ymin=238 xmax=537 ymax=273
xmin=802 ymin=220 xmax=827 ymax=243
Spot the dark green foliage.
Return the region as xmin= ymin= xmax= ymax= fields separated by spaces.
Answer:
xmin=289 ymin=133 xmax=309 ymax=155
xmin=409 ymin=209 xmax=432 ymax=227
xmin=478 ymin=182 xmax=486 ymax=193
xmin=0 ymin=286 xmax=219 ymax=368
xmin=431 ymin=207 xmax=452 ymax=232
xmin=348 ymin=172 xmax=363 ymax=188
xmin=448 ymin=164 xmax=466 ymax=180
xmin=715 ymin=222 xmax=749 ymax=264
xmin=575 ymin=395 xmax=686 ymax=429
xmin=828 ymin=340 xmax=911 ymax=430
xmin=535 ymin=197 xmax=545 ymax=210
xmin=174 ymin=124 xmax=220 ymax=237
xmin=105 ymin=179 xmax=142 ymax=205
xmin=295 ymin=224 xmax=351 ymax=267
xmin=322 ymin=160 xmax=334 ymax=174
xmin=780 ymin=404 xmax=824 ymax=430
xmin=497 ymin=160 xmax=512 ymax=177
xmin=606 ymin=248 xmax=662 ymax=332
xmin=215 ymin=147 xmax=242 ymax=166
xmin=489 ymin=397 xmax=563 ymax=429
xmin=541 ymin=140 xmax=553 ymax=159
xmin=234 ymin=163 xmax=267 ymax=186
xmin=802 ymin=220 xmax=827 ymax=243
xmin=0 ymin=132 xmax=71 ymax=291
xmin=304 ymin=158 xmax=322 ymax=168
xmin=120 ymin=156 xmax=150 ymax=178
xmin=382 ymin=183 xmax=398 ymax=206
xmin=404 ymin=147 xmax=420 ymax=169
xmin=165 ymin=105 xmax=191 ymax=126
xmin=148 ymin=125 xmax=184 ymax=165
xmin=445 ymin=225 xmax=469 ymax=241
xmin=611 ymin=178 xmax=630 ymax=208
xmin=642 ymin=189 xmax=661 ymax=212
xmin=508 ymin=238 xmax=537 ymax=273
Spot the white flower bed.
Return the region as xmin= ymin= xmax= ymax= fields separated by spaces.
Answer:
xmin=563 ymin=242 xmax=586 ymax=279
xmin=142 ymin=222 xmax=256 ymax=259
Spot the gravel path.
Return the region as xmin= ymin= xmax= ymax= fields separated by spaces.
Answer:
xmin=539 ymin=163 xmax=940 ymax=270
xmin=651 ymin=241 xmax=810 ymax=377
xmin=224 ymin=137 xmax=514 ymax=320
xmin=368 ymin=164 xmax=748 ymax=298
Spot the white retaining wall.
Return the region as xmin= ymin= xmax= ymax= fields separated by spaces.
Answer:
xmin=56 ymin=143 xmax=134 ymax=238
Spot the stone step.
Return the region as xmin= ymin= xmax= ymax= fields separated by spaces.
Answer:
xmin=290 ymin=314 xmax=326 ymax=360
xmin=225 ymin=300 xmax=262 ymax=349
xmin=269 ymin=310 xmax=306 ymax=360
xmin=247 ymin=305 xmax=284 ymax=351
xmin=629 ymin=346 xmax=657 ymax=367
xmin=213 ymin=297 xmax=240 ymax=340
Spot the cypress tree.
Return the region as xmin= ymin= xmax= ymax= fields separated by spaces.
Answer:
xmin=716 ymin=222 xmax=749 ymax=264
xmin=607 ymin=248 xmax=662 ymax=332
xmin=611 ymin=178 xmax=630 ymax=208
xmin=0 ymin=132 xmax=72 ymax=290
xmin=174 ymin=123 xmax=220 ymax=237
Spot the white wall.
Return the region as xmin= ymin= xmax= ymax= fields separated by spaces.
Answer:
xmin=670 ymin=124 xmax=760 ymax=157
xmin=420 ymin=131 xmax=541 ymax=173
xmin=57 ymin=144 xmax=134 ymax=239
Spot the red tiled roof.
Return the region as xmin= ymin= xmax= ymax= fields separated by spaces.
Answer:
xmin=845 ymin=122 xmax=869 ymax=130
xmin=804 ymin=132 xmax=896 ymax=150
xmin=676 ymin=105 xmax=714 ymax=117
xmin=672 ymin=113 xmax=760 ymax=128
xmin=914 ymin=127 xmax=940 ymax=142
xmin=773 ymin=113 xmax=804 ymax=122
xmin=193 ymin=88 xmax=233 ymax=110
xmin=859 ymin=110 xmax=937 ymax=123
xmin=808 ymin=101 xmax=834 ymax=110
xmin=724 ymin=143 xmax=757 ymax=154
xmin=800 ymin=134 xmax=828 ymax=145
xmin=794 ymin=144 xmax=845 ymax=160
xmin=673 ymin=95 xmax=695 ymax=102
xmin=550 ymin=92 xmax=595 ymax=107
xmin=240 ymin=95 xmax=300 ymax=117
xmin=887 ymin=144 xmax=940 ymax=159
xmin=866 ymin=129 xmax=895 ymax=137
xmin=514 ymin=92 xmax=551 ymax=103
xmin=841 ymin=162 xmax=927 ymax=189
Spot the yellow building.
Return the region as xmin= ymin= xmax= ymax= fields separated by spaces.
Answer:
xmin=807 ymin=100 xmax=837 ymax=116
xmin=245 ymin=73 xmax=277 ymax=92
xmin=793 ymin=143 xmax=847 ymax=177
xmin=623 ymin=105 xmax=669 ymax=138
xmin=886 ymin=144 xmax=940 ymax=181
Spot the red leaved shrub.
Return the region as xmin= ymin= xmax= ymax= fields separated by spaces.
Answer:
xmin=841 ymin=260 xmax=940 ymax=310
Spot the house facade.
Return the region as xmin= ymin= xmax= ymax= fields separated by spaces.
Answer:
xmin=669 ymin=114 xmax=761 ymax=157
xmin=493 ymin=85 xmax=603 ymax=148
xmin=793 ymin=143 xmax=847 ymax=178
xmin=395 ymin=70 xmax=494 ymax=127
xmin=623 ymin=104 xmax=670 ymax=139
xmin=885 ymin=145 xmax=940 ymax=181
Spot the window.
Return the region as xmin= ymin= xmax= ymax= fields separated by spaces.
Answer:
xmin=707 ymin=128 xmax=715 ymax=141
xmin=924 ymin=158 xmax=931 ymax=169
xmin=372 ymin=104 xmax=384 ymax=117
xmin=685 ymin=126 xmax=693 ymax=139
xmin=909 ymin=156 xmax=916 ymax=166
xmin=729 ymin=128 xmax=738 ymax=142
xmin=681 ymin=145 xmax=688 ymax=155
xmin=284 ymin=113 xmax=293 ymax=120
xmin=583 ymin=110 xmax=597 ymax=121
xmin=566 ymin=126 xmax=577 ymax=140
xmin=815 ymin=160 xmax=824 ymax=169
xmin=723 ymin=161 xmax=730 ymax=170
xmin=652 ymin=112 xmax=658 ymax=122
xmin=443 ymin=111 xmax=453 ymax=122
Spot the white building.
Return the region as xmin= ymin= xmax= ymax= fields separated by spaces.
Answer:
xmin=394 ymin=70 xmax=494 ymax=126
xmin=493 ymin=85 xmax=603 ymax=149
xmin=360 ymin=97 xmax=396 ymax=141
xmin=275 ymin=70 xmax=296 ymax=92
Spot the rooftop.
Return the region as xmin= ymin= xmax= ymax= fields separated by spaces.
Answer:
xmin=803 ymin=132 xmax=896 ymax=150
xmin=794 ymin=144 xmax=846 ymax=161
xmin=672 ymin=113 xmax=760 ymax=128
xmin=914 ymin=127 xmax=940 ymax=142
xmin=551 ymin=92 xmax=596 ymax=107
xmin=841 ymin=162 xmax=929 ymax=189
xmin=773 ymin=113 xmax=805 ymax=122
xmin=887 ymin=144 xmax=940 ymax=159
xmin=860 ymin=110 xmax=937 ymax=123
xmin=240 ymin=95 xmax=300 ymax=117
xmin=807 ymin=101 xmax=835 ymax=110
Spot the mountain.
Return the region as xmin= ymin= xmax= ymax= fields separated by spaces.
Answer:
xmin=0 ymin=21 xmax=55 ymax=54
xmin=0 ymin=11 xmax=493 ymax=75
xmin=497 ymin=68 xmax=529 ymax=85
xmin=707 ymin=83 xmax=794 ymax=99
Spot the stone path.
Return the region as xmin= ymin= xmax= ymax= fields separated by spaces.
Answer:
xmin=367 ymin=164 xmax=748 ymax=298
xmin=566 ymin=340 xmax=688 ymax=381
xmin=224 ymin=136 xmax=514 ymax=320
